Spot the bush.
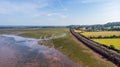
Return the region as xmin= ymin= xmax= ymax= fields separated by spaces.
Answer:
xmin=109 ymin=45 xmax=115 ymax=50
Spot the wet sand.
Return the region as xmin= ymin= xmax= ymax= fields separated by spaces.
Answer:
xmin=0 ymin=35 xmax=80 ymax=67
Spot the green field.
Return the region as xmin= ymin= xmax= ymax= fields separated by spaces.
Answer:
xmin=93 ymin=38 xmax=120 ymax=50
xmin=80 ymin=31 xmax=120 ymax=50
xmin=0 ymin=28 xmax=66 ymax=38
xmin=0 ymin=28 xmax=116 ymax=67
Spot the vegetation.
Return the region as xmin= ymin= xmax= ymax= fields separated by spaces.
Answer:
xmin=80 ymin=31 xmax=120 ymax=39
xmin=0 ymin=28 xmax=66 ymax=38
xmin=80 ymin=30 xmax=120 ymax=51
xmin=71 ymin=22 xmax=120 ymax=31
xmin=53 ymin=30 xmax=115 ymax=67
xmin=92 ymin=39 xmax=120 ymax=50
xmin=0 ymin=28 xmax=116 ymax=67
xmin=18 ymin=28 xmax=66 ymax=38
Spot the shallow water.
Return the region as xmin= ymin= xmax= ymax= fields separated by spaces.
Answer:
xmin=0 ymin=35 xmax=80 ymax=67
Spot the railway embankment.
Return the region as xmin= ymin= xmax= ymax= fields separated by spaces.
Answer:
xmin=70 ymin=28 xmax=120 ymax=66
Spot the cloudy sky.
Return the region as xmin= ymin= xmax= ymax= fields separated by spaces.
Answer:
xmin=0 ymin=0 xmax=120 ymax=26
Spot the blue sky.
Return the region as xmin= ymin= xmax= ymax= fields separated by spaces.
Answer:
xmin=0 ymin=0 xmax=120 ymax=26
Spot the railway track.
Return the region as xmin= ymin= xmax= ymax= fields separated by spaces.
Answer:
xmin=70 ymin=28 xmax=120 ymax=66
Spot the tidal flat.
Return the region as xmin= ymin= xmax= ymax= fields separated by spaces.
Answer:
xmin=0 ymin=34 xmax=79 ymax=67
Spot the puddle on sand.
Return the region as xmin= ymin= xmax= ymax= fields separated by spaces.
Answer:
xmin=0 ymin=35 xmax=80 ymax=67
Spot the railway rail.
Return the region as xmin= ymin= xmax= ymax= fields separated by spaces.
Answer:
xmin=70 ymin=28 xmax=120 ymax=66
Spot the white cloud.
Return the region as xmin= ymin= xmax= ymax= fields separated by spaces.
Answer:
xmin=0 ymin=0 xmax=68 ymax=19
xmin=55 ymin=0 xmax=67 ymax=11
xmin=99 ymin=0 xmax=120 ymax=22
xmin=0 ymin=0 xmax=49 ymax=14
xmin=46 ymin=13 xmax=67 ymax=19
xmin=79 ymin=0 xmax=114 ymax=3
xmin=33 ymin=14 xmax=41 ymax=17
xmin=0 ymin=8 xmax=9 ymax=14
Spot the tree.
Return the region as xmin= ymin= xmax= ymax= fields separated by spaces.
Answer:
xmin=109 ymin=45 xmax=115 ymax=50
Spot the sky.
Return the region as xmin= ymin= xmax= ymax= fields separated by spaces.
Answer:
xmin=0 ymin=0 xmax=120 ymax=26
